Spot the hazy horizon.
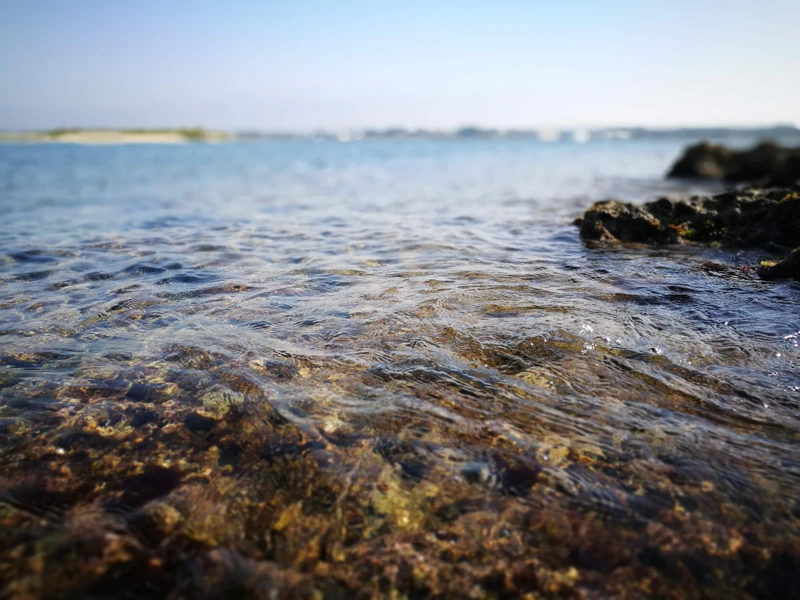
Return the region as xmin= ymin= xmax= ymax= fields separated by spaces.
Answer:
xmin=2 ymin=123 xmax=799 ymax=135
xmin=2 ymin=1 xmax=799 ymax=131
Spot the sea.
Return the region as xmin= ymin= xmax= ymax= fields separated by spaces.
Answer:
xmin=1 ymin=137 xmax=798 ymax=597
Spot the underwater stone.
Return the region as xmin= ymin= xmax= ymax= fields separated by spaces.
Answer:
xmin=461 ymin=461 xmax=493 ymax=485
xmin=125 ymin=382 xmax=152 ymax=402
xmin=183 ymin=411 xmax=218 ymax=433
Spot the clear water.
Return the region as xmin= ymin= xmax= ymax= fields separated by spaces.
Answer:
xmin=1 ymin=139 xmax=799 ymax=598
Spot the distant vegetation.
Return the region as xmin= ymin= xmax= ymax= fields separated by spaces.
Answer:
xmin=242 ymin=125 xmax=800 ymax=142
xmin=45 ymin=127 xmax=81 ymax=138
xmin=2 ymin=125 xmax=800 ymax=145
xmin=42 ymin=127 xmax=217 ymax=141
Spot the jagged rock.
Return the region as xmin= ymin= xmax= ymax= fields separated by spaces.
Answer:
xmin=758 ymin=247 xmax=800 ymax=281
xmin=577 ymin=188 xmax=800 ymax=280
xmin=579 ymin=201 xmax=676 ymax=244
xmin=579 ymin=188 xmax=800 ymax=248
xmin=667 ymin=141 xmax=800 ymax=187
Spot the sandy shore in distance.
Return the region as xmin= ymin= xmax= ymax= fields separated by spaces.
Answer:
xmin=51 ymin=131 xmax=189 ymax=144
xmin=0 ymin=130 xmax=231 ymax=144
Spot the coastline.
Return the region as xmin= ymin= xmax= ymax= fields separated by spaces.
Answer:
xmin=3 ymin=125 xmax=800 ymax=145
xmin=0 ymin=129 xmax=232 ymax=145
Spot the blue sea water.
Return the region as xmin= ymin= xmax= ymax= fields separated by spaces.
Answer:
xmin=1 ymin=135 xmax=798 ymax=456
xmin=1 ymin=139 xmax=709 ymax=239
xmin=0 ymin=137 xmax=799 ymax=596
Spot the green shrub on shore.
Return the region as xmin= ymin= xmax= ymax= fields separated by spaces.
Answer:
xmin=177 ymin=127 xmax=208 ymax=141
xmin=41 ymin=127 xmax=216 ymax=141
xmin=118 ymin=127 xmax=210 ymax=140
xmin=45 ymin=127 xmax=81 ymax=138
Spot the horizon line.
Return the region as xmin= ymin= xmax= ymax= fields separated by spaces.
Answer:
xmin=1 ymin=123 xmax=798 ymax=135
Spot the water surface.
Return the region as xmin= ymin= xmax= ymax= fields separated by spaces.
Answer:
xmin=1 ymin=139 xmax=798 ymax=598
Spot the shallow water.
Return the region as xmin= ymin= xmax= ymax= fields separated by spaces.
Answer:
xmin=1 ymin=139 xmax=799 ymax=598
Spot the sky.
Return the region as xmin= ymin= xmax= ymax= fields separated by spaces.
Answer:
xmin=1 ymin=0 xmax=799 ymax=131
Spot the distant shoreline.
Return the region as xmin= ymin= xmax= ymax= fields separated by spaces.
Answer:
xmin=1 ymin=125 xmax=799 ymax=145
xmin=0 ymin=128 xmax=232 ymax=145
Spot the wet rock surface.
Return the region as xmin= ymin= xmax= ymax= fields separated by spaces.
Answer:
xmin=759 ymin=246 xmax=800 ymax=281
xmin=667 ymin=141 xmax=800 ymax=187
xmin=578 ymin=188 xmax=800 ymax=279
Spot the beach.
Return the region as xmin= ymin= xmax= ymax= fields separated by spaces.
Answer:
xmin=0 ymin=129 xmax=232 ymax=145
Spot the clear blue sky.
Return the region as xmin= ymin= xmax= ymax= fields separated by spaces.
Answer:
xmin=1 ymin=0 xmax=798 ymax=131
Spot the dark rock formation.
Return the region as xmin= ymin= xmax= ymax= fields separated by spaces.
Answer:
xmin=579 ymin=200 xmax=680 ymax=244
xmin=667 ymin=141 xmax=734 ymax=180
xmin=758 ymin=247 xmax=800 ymax=281
xmin=580 ymin=188 xmax=799 ymax=247
xmin=183 ymin=411 xmax=218 ymax=433
xmin=577 ymin=188 xmax=800 ymax=280
xmin=667 ymin=141 xmax=800 ymax=187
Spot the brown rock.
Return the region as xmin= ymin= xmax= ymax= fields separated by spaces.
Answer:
xmin=578 ymin=188 xmax=800 ymax=248
xmin=758 ymin=247 xmax=800 ymax=281
xmin=579 ymin=200 xmax=676 ymax=244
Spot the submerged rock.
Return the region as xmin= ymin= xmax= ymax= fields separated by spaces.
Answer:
xmin=667 ymin=140 xmax=800 ymax=187
xmin=577 ymin=188 xmax=800 ymax=280
xmin=183 ymin=411 xmax=218 ymax=433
